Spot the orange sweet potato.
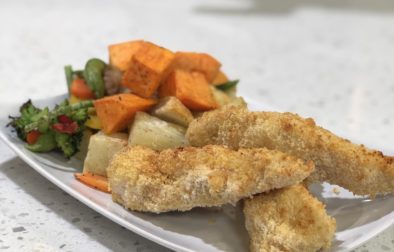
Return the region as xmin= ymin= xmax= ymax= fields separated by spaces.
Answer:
xmin=159 ymin=70 xmax=217 ymax=111
xmin=94 ymin=93 xmax=156 ymax=134
xmin=122 ymin=42 xmax=175 ymax=98
xmin=171 ymin=52 xmax=221 ymax=82
xmin=212 ymin=70 xmax=229 ymax=85
xmin=108 ymin=40 xmax=144 ymax=72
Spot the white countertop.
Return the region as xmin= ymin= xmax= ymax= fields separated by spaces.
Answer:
xmin=0 ymin=0 xmax=393 ymax=251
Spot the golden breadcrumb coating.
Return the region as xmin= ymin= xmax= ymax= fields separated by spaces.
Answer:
xmin=107 ymin=145 xmax=314 ymax=213
xmin=186 ymin=106 xmax=394 ymax=196
xmin=244 ymin=184 xmax=336 ymax=252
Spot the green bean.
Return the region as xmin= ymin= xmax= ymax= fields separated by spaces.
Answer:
xmin=64 ymin=65 xmax=73 ymax=92
xmin=53 ymin=100 xmax=94 ymax=116
xmin=83 ymin=58 xmax=106 ymax=98
xmin=25 ymin=132 xmax=56 ymax=153
xmin=216 ymin=79 xmax=239 ymax=91
xmin=73 ymin=70 xmax=84 ymax=78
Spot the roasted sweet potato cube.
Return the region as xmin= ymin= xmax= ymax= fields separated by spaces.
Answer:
xmin=171 ymin=52 xmax=221 ymax=82
xmin=212 ymin=70 xmax=229 ymax=85
xmin=108 ymin=40 xmax=145 ymax=72
xmin=159 ymin=70 xmax=217 ymax=111
xmin=122 ymin=42 xmax=175 ymax=98
xmin=94 ymin=93 xmax=156 ymax=134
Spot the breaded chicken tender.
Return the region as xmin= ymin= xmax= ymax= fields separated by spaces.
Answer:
xmin=107 ymin=145 xmax=314 ymax=213
xmin=244 ymin=184 xmax=336 ymax=252
xmin=186 ymin=106 xmax=394 ymax=196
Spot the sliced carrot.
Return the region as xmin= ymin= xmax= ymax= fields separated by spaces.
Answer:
xmin=74 ymin=172 xmax=111 ymax=193
xmin=122 ymin=42 xmax=175 ymax=98
xmin=70 ymin=78 xmax=95 ymax=100
xmin=159 ymin=70 xmax=218 ymax=111
xmin=94 ymin=93 xmax=156 ymax=134
xmin=26 ymin=130 xmax=41 ymax=145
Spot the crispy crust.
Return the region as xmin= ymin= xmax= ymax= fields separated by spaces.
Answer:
xmin=186 ymin=106 xmax=394 ymax=196
xmin=107 ymin=145 xmax=314 ymax=213
xmin=244 ymin=184 xmax=336 ymax=252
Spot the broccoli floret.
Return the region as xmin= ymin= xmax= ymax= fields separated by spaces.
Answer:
xmin=55 ymin=133 xmax=78 ymax=158
xmin=8 ymin=99 xmax=93 ymax=158
xmin=8 ymin=100 xmax=42 ymax=140
xmin=70 ymin=108 xmax=89 ymax=123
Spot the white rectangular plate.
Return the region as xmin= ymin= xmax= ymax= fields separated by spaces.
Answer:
xmin=1 ymin=94 xmax=393 ymax=252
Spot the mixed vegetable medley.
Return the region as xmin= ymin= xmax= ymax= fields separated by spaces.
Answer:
xmin=9 ymin=100 xmax=93 ymax=157
xmin=8 ymin=40 xmax=242 ymax=191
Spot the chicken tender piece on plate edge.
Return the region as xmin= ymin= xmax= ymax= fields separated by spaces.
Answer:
xmin=244 ymin=184 xmax=336 ymax=252
xmin=186 ymin=105 xmax=394 ymax=197
xmin=107 ymin=145 xmax=314 ymax=213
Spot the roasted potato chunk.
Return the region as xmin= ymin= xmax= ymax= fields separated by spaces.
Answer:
xmin=211 ymin=86 xmax=231 ymax=107
xmin=128 ymin=112 xmax=187 ymax=151
xmin=83 ymin=131 xmax=128 ymax=177
xmin=150 ymin=96 xmax=194 ymax=127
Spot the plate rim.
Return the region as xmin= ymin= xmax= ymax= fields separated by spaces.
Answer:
xmin=0 ymin=94 xmax=393 ymax=252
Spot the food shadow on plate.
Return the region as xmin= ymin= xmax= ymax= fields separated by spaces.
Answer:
xmin=30 ymin=151 xmax=82 ymax=172
xmin=131 ymin=203 xmax=250 ymax=252
xmin=194 ymin=0 xmax=394 ymax=15
xmin=0 ymin=157 xmax=169 ymax=252
xmin=310 ymin=183 xmax=394 ymax=232
xmin=308 ymin=183 xmax=394 ymax=250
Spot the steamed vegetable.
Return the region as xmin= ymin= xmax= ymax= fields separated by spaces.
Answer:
xmin=64 ymin=65 xmax=84 ymax=93
xmin=122 ymin=41 xmax=175 ymax=98
xmin=68 ymin=95 xmax=102 ymax=130
xmin=128 ymin=112 xmax=186 ymax=151
xmin=94 ymin=93 xmax=156 ymax=134
xmin=84 ymin=115 xmax=102 ymax=130
xmin=83 ymin=58 xmax=106 ymax=99
xmin=216 ymin=79 xmax=239 ymax=91
xmin=9 ymin=100 xmax=41 ymax=140
xmin=21 ymin=100 xmax=93 ymax=133
xmin=25 ymin=131 xmax=57 ymax=153
xmin=70 ymin=78 xmax=95 ymax=99
xmin=159 ymin=70 xmax=217 ymax=111
xmin=8 ymin=99 xmax=93 ymax=158
xmin=68 ymin=94 xmax=81 ymax=105
xmin=26 ymin=130 xmax=41 ymax=145
xmin=10 ymin=40 xmax=239 ymax=161
xmin=64 ymin=65 xmax=74 ymax=91
xmin=74 ymin=172 xmax=111 ymax=193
